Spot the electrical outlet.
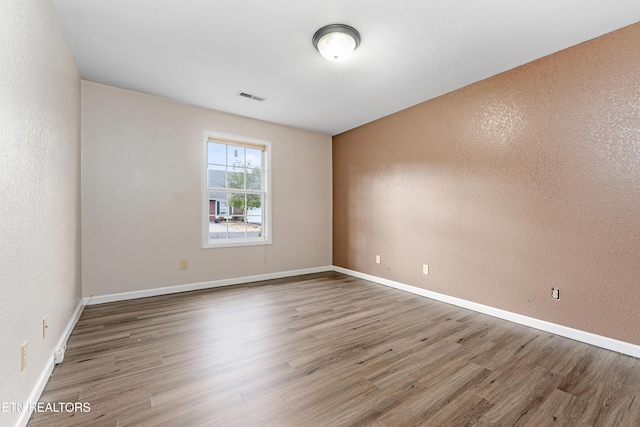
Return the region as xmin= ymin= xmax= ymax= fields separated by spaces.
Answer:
xmin=375 ymin=255 xmax=380 ymax=264
xmin=20 ymin=341 xmax=28 ymax=371
xmin=42 ymin=317 xmax=48 ymax=339
xmin=551 ymin=288 xmax=560 ymax=299
xmin=180 ymin=259 xmax=188 ymax=270
xmin=423 ymin=264 xmax=429 ymax=275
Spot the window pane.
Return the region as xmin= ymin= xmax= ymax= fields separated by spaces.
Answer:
xmin=246 ymin=168 xmax=261 ymax=190
xmin=227 ymin=166 xmax=245 ymax=189
xmin=208 ymin=215 xmax=229 ymax=241
xmin=218 ymin=201 xmax=228 ymax=216
xmin=247 ymin=207 xmax=262 ymax=237
xmin=246 ymin=148 xmax=262 ymax=169
xmin=209 ymin=193 xmax=226 ymax=215
xmin=208 ymin=142 xmax=226 ymax=166
xmin=246 ymin=194 xmax=262 ymax=212
xmin=208 ymin=198 xmax=217 ymax=215
xmin=227 ymin=216 xmax=246 ymax=239
xmin=227 ymin=193 xmax=246 ymax=216
xmin=227 ymin=145 xmax=245 ymax=167
xmin=208 ymin=165 xmax=226 ymax=188
xmin=247 ymin=203 xmax=262 ymax=217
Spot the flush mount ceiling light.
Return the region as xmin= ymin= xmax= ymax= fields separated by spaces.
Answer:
xmin=312 ymin=24 xmax=361 ymax=61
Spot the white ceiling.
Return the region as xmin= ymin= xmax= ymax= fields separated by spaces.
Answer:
xmin=52 ymin=0 xmax=640 ymax=136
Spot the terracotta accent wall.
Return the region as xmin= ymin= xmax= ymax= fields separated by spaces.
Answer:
xmin=333 ymin=23 xmax=640 ymax=345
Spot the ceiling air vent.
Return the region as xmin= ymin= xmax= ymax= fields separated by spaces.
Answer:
xmin=237 ymin=91 xmax=266 ymax=102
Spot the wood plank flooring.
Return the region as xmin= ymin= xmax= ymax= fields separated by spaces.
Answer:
xmin=28 ymin=272 xmax=640 ymax=426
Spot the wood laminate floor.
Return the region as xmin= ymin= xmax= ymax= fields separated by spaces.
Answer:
xmin=28 ymin=272 xmax=640 ymax=426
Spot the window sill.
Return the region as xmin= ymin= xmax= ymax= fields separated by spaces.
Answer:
xmin=202 ymin=238 xmax=271 ymax=249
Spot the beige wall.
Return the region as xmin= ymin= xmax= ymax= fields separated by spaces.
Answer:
xmin=333 ymin=23 xmax=640 ymax=345
xmin=0 ymin=0 xmax=82 ymax=424
xmin=81 ymin=81 xmax=332 ymax=297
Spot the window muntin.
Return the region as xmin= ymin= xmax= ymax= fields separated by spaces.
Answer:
xmin=204 ymin=132 xmax=271 ymax=248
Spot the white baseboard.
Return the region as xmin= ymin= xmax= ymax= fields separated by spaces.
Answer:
xmin=333 ymin=266 xmax=640 ymax=359
xmin=15 ymin=299 xmax=85 ymax=427
xmin=82 ymin=266 xmax=334 ymax=306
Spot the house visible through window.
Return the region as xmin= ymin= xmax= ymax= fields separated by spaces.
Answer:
xmin=203 ymin=131 xmax=271 ymax=248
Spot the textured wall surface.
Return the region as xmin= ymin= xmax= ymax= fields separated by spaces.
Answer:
xmin=0 ymin=0 xmax=82 ymax=425
xmin=81 ymin=81 xmax=332 ymax=297
xmin=334 ymin=23 xmax=640 ymax=345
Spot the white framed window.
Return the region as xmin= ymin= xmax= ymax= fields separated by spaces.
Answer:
xmin=203 ymin=131 xmax=271 ymax=248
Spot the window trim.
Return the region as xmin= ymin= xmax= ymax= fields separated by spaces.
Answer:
xmin=202 ymin=130 xmax=272 ymax=249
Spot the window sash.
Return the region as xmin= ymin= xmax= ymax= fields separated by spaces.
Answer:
xmin=203 ymin=131 xmax=271 ymax=248
xmin=207 ymin=136 xmax=266 ymax=152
